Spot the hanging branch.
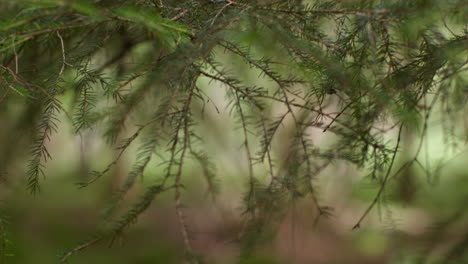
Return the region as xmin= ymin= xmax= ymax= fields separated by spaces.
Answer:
xmin=353 ymin=125 xmax=403 ymax=229
xmin=0 ymin=0 xmax=467 ymax=262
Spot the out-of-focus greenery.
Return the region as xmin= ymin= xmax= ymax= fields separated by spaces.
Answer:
xmin=0 ymin=0 xmax=467 ymax=263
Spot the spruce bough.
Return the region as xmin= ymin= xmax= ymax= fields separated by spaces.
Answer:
xmin=0 ymin=0 xmax=467 ymax=262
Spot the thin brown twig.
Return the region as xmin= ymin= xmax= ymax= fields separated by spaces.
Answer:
xmin=322 ymin=101 xmax=353 ymax=132
xmin=170 ymin=9 xmax=188 ymax=21
xmin=211 ymin=0 xmax=234 ymax=26
xmin=56 ymin=31 xmax=71 ymax=79
xmin=60 ymin=238 xmax=102 ymax=262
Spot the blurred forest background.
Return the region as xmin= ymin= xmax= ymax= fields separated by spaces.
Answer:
xmin=0 ymin=0 xmax=467 ymax=263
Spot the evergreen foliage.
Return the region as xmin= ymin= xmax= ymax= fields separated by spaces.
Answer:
xmin=0 ymin=0 xmax=467 ymax=262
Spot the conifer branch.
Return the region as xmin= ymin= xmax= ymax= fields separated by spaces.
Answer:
xmin=1 ymin=1 xmax=467 ymax=262
xmin=233 ymin=89 xmax=256 ymax=215
xmin=353 ymin=125 xmax=403 ymax=229
xmin=174 ymin=81 xmax=197 ymax=261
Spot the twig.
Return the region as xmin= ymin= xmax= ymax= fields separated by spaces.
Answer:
xmin=77 ymin=124 xmax=148 ymax=188
xmin=234 ymin=89 xmax=255 ymax=214
xmin=12 ymin=36 xmax=19 ymax=74
xmin=60 ymin=237 xmax=102 ymax=262
xmin=174 ymin=86 xmax=196 ymax=260
xmin=211 ymin=0 xmax=234 ymax=26
xmin=15 ymin=21 xmax=100 ymax=39
xmin=323 ymin=101 xmax=353 ymax=132
xmin=170 ymin=9 xmax=188 ymax=21
xmin=56 ymin=31 xmax=71 ymax=79
xmin=353 ymin=125 xmax=403 ymax=229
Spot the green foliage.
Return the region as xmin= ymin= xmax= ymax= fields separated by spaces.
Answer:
xmin=0 ymin=0 xmax=467 ymax=263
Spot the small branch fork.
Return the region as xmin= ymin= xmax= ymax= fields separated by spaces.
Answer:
xmin=211 ymin=0 xmax=235 ymax=26
xmin=353 ymin=77 xmax=446 ymax=229
xmin=60 ymin=80 xmax=201 ymax=263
